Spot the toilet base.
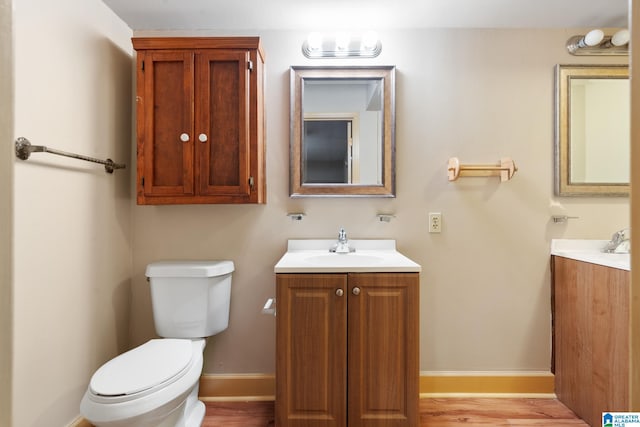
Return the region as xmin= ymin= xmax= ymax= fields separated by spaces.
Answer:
xmin=182 ymin=381 xmax=205 ymax=427
xmin=111 ymin=396 xmax=204 ymax=427
xmin=185 ymin=401 xmax=205 ymax=427
xmin=160 ymin=380 xmax=205 ymax=427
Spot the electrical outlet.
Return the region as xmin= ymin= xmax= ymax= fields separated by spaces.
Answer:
xmin=429 ymin=212 xmax=442 ymax=233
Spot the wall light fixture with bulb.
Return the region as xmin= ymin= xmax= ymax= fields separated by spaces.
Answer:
xmin=566 ymin=28 xmax=630 ymax=55
xmin=302 ymin=31 xmax=381 ymax=58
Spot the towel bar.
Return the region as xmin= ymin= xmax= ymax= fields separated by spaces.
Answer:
xmin=447 ymin=157 xmax=517 ymax=182
xmin=15 ymin=137 xmax=126 ymax=174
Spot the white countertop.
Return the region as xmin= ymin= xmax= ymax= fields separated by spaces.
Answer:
xmin=551 ymin=239 xmax=630 ymax=271
xmin=274 ymin=239 xmax=422 ymax=273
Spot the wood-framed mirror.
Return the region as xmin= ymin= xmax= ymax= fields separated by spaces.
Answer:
xmin=290 ymin=66 xmax=395 ymax=197
xmin=555 ymin=64 xmax=629 ymax=196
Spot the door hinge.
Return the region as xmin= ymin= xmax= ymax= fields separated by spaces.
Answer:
xmin=141 ymin=60 xmax=144 ymax=71
xmin=141 ymin=177 xmax=145 ymax=187
xmin=248 ymin=60 xmax=253 ymax=72
xmin=249 ymin=176 xmax=255 ymax=190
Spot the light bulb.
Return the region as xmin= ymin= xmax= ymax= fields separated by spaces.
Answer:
xmin=611 ymin=29 xmax=630 ymax=46
xmin=335 ymin=32 xmax=350 ymax=51
xmin=581 ymin=29 xmax=604 ymax=47
xmin=361 ymin=31 xmax=378 ymax=51
xmin=306 ymin=32 xmax=323 ymax=51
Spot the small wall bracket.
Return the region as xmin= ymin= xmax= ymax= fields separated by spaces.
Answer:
xmin=447 ymin=157 xmax=517 ymax=182
xmin=286 ymin=213 xmax=306 ymax=221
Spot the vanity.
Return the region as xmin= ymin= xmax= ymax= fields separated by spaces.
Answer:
xmin=274 ymin=240 xmax=421 ymax=427
xmin=551 ymin=239 xmax=629 ymax=427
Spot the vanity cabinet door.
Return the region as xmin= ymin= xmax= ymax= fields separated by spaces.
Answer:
xmin=133 ymin=37 xmax=265 ymax=205
xmin=276 ymin=272 xmax=419 ymax=427
xmin=553 ymin=256 xmax=629 ymax=427
xmin=276 ymin=274 xmax=347 ymax=427
xmin=348 ymin=273 xmax=419 ymax=427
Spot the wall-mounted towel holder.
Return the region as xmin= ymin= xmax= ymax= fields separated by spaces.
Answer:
xmin=447 ymin=157 xmax=517 ymax=182
xmin=15 ymin=137 xmax=126 ymax=174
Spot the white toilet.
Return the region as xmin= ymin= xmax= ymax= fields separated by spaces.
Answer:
xmin=81 ymin=260 xmax=234 ymax=427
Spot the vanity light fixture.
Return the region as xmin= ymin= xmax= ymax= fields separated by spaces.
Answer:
xmin=302 ymin=31 xmax=381 ymax=58
xmin=566 ymin=28 xmax=629 ymax=55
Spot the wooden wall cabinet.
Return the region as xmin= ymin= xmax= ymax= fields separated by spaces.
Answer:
xmin=132 ymin=37 xmax=265 ymax=205
xmin=275 ymin=272 xmax=419 ymax=427
xmin=552 ymin=256 xmax=629 ymax=427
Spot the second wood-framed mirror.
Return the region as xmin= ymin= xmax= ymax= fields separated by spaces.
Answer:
xmin=290 ymin=66 xmax=395 ymax=197
xmin=555 ymin=64 xmax=629 ymax=196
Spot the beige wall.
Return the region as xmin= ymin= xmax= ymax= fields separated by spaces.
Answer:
xmin=1 ymin=0 xmax=13 ymax=425
xmin=12 ymin=0 xmax=133 ymax=425
xmin=132 ymin=28 xmax=629 ymax=374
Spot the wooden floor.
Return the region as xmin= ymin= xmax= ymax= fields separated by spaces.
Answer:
xmin=202 ymin=398 xmax=589 ymax=426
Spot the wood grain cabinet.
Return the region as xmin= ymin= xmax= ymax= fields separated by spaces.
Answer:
xmin=552 ymin=256 xmax=629 ymax=427
xmin=275 ymin=273 xmax=419 ymax=427
xmin=132 ymin=37 xmax=265 ymax=205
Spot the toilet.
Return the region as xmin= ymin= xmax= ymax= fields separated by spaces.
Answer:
xmin=81 ymin=260 xmax=234 ymax=427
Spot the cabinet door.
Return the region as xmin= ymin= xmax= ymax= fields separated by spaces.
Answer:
xmin=195 ymin=50 xmax=251 ymax=198
xmin=348 ymin=273 xmax=419 ymax=427
xmin=553 ymin=256 xmax=590 ymax=419
xmin=276 ymin=274 xmax=347 ymax=427
xmin=138 ymin=51 xmax=195 ymax=199
xmin=553 ymin=256 xmax=629 ymax=427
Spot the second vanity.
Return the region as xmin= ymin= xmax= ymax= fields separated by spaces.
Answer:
xmin=274 ymin=239 xmax=421 ymax=427
xmin=551 ymin=239 xmax=630 ymax=427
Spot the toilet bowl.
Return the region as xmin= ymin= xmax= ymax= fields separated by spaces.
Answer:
xmin=81 ymin=339 xmax=205 ymax=427
xmin=80 ymin=260 xmax=234 ymax=427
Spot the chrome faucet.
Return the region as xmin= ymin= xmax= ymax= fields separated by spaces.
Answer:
xmin=330 ymin=227 xmax=355 ymax=253
xmin=603 ymin=228 xmax=630 ymax=253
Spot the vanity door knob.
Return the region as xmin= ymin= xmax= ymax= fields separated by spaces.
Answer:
xmin=336 ymin=289 xmax=344 ymax=297
xmin=179 ymin=133 xmax=190 ymax=142
xmin=198 ymin=133 xmax=208 ymax=143
xmin=352 ymin=287 xmax=361 ymax=296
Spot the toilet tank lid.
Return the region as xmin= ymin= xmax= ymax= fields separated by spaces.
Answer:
xmin=146 ymin=260 xmax=234 ymax=278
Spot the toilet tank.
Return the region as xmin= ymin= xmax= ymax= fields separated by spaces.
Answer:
xmin=146 ymin=260 xmax=234 ymax=338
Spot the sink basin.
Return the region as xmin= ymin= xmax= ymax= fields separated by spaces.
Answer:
xmin=304 ymin=253 xmax=385 ymax=267
xmin=274 ymin=239 xmax=421 ymax=273
xmin=551 ymin=239 xmax=630 ymax=271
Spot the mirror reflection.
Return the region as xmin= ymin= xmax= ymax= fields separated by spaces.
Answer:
xmin=290 ymin=66 xmax=395 ymax=197
xmin=569 ymin=78 xmax=629 ymax=183
xmin=303 ymin=79 xmax=382 ymax=185
xmin=555 ymin=64 xmax=629 ymax=196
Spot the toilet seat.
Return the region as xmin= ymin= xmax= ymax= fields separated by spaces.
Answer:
xmin=89 ymin=339 xmax=194 ymax=402
xmin=81 ymin=339 xmax=205 ymax=425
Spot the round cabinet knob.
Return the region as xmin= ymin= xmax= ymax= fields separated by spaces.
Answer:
xmin=336 ymin=289 xmax=344 ymax=297
xmin=179 ymin=133 xmax=190 ymax=142
xmin=352 ymin=287 xmax=361 ymax=296
xmin=198 ymin=133 xmax=208 ymax=143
